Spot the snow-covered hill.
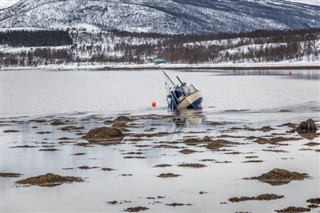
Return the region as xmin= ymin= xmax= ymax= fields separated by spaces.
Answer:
xmin=0 ymin=0 xmax=319 ymax=34
xmin=1 ymin=0 xmax=319 ymax=9
xmin=286 ymin=0 xmax=320 ymax=5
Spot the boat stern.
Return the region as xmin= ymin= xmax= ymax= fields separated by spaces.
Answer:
xmin=177 ymin=91 xmax=203 ymax=110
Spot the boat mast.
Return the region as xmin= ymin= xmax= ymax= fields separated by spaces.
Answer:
xmin=176 ymin=76 xmax=184 ymax=86
xmin=162 ymin=71 xmax=176 ymax=88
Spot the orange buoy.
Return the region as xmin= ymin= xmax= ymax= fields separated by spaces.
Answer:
xmin=151 ymin=101 xmax=156 ymax=108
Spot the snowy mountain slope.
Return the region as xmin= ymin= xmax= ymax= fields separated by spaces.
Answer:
xmin=1 ymin=0 xmax=319 ymax=9
xmin=286 ymin=0 xmax=319 ymax=5
xmin=0 ymin=0 xmax=319 ymax=34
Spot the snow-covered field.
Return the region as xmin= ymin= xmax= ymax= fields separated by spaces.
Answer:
xmin=1 ymin=61 xmax=319 ymax=72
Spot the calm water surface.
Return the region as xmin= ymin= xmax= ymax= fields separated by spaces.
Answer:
xmin=2 ymin=69 xmax=319 ymax=118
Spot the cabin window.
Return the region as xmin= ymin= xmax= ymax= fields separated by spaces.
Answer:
xmin=189 ymin=84 xmax=197 ymax=94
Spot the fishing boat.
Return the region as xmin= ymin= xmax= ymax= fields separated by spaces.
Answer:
xmin=163 ymin=71 xmax=203 ymax=110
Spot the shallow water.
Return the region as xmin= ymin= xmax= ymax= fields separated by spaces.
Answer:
xmin=1 ymin=69 xmax=320 ymax=212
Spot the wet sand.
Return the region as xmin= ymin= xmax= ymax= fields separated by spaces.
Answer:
xmin=1 ymin=110 xmax=319 ymax=212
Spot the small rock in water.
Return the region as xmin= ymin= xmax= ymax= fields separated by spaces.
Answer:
xmin=0 ymin=172 xmax=22 ymax=178
xmin=124 ymin=206 xmax=149 ymax=212
xmin=275 ymin=206 xmax=311 ymax=212
xmin=296 ymin=119 xmax=317 ymax=134
xmin=83 ymin=127 xmax=123 ymax=145
xmin=246 ymin=168 xmax=309 ymax=185
xmin=16 ymin=173 xmax=83 ymax=187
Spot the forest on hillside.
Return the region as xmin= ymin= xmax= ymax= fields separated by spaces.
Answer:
xmin=0 ymin=28 xmax=319 ymax=67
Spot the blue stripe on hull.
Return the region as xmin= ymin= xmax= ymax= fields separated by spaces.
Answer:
xmin=186 ymin=97 xmax=203 ymax=109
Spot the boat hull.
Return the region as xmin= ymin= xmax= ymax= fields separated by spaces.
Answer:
xmin=177 ymin=91 xmax=203 ymax=110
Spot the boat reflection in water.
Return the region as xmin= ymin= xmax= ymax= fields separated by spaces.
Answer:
xmin=171 ymin=109 xmax=204 ymax=129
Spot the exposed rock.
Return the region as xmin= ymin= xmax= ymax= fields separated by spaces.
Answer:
xmin=262 ymin=149 xmax=288 ymax=153
xmin=124 ymin=206 xmax=149 ymax=212
xmin=242 ymin=160 xmax=263 ymax=163
xmin=246 ymin=168 xmax=309 ymax=185
xmin=3 ymin=129 xmax=20 ymax=133
xmin=229 ymin=194 xmax=284 ymax=202
xmin=166 ymin=203 xmax=192 ymax=207
xmin=178 ymin=163 xmax=206 ymax=168
xmin=182 ymin=136 xmax=211 ymax=145
xmin=306 ymin=198 xmax=320 ymax=204
xmin=259 ymin=126 xmax=275 ymax=132
xmin=278 ymin=123 xmax=296 ymax=128
xmin=29 ymin=119 xmax=47 ymax=123
xmin=205 ymin=139 xmax=234 ymax=150
xmin=107 ymin=200 xmax=118 ymax=205
xmin=78 ymin=166 xmax=98 ymax=170
xmin=107 ymin=200 xmax=131 ymax=205
xmin=199 ymin=191 xmax=208 ymax=194
xmin=218 ymin=134 xmax=245 ymax=139
xmin=157 ymin=173 xmax=180 ymax=178
xmin=199 ymin=159 xmax=216 ymax=162
xmin=300 ymin=133 xmax=319 ymax=139
xmin=304 ymin=142 xmax=320 ymax=147
xmin=124 ymin=156 xmax=146 ymax=159
xmin=36 ymin=131 xmax=52 ymax=134
xmin=179 ymin=149 xmax=197 ymax=154
xmin=72 ymin=153 xmax=86 ymax=156
xmin=153 ymin=144 xmax=181 ymax=149
xmin=275 ymin=206 xmax=311 ymax=212
xmin=245 ymin=156 xmax=258 ymax=159
xmin=110 ymin=116 xmax=132 ymax=130
xmin=123 ymin=152 xmax=144 ymax=155
xmin=83 ymin=127 xmax=123 ymax=145
xmin=225 ymin=151 xmax=242 ymax=155
xmin=0 ymin=172 xmax=22 ymax=178
xmin=307 ymin=204 xmax=319 ymax=209
xmin=58 ymin=137 xmax=73 ymax=140
xmin=101 ymin=168 xmax=115 ymax=171
xmin=50 ymin=119 xmax=66 ymax=126
xmin=153 ymin=164 xmax=172 ymax=168
xmin=16 ymin=173 xmax=83 ymax=187
xmin=74 ymin=142 xmax=93 ymax=147
xmin=254 ymin=136 xmax=300 ymax=144
xmin=10 ymin=145 xmax=37 ymax=148
xmin=230 ymin=127 xmax=257 ymax=132
xmin=39 ymin=148 xmax=60 ymax=151
xmin=215 ymin=161 xmax=232 ymax=164
xmin=114 ymin=116 xmax=132 ymax=123
xmin=296 ymin=119 xmax=317 ymax=134
xmin=60 ymin=126 xmax=84 ymax=132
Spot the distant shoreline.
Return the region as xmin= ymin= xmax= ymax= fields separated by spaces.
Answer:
xmin=1 ymin=63 xmax=320 ymax=71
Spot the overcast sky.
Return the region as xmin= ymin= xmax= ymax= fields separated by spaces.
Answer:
xmin=0 ymin=0 xmax=319 ymax=9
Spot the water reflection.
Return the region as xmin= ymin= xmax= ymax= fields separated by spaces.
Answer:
xmin=220 ymin=70 xmax=320 ymax=80
xmin=171 ymin=109 xmax=204 ymax=129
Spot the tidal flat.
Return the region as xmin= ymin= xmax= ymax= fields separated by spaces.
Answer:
xmin=1 ymin=111 xmax=319 ymax=212
xmin=1 ymin=69 xmax=320 ymax=212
